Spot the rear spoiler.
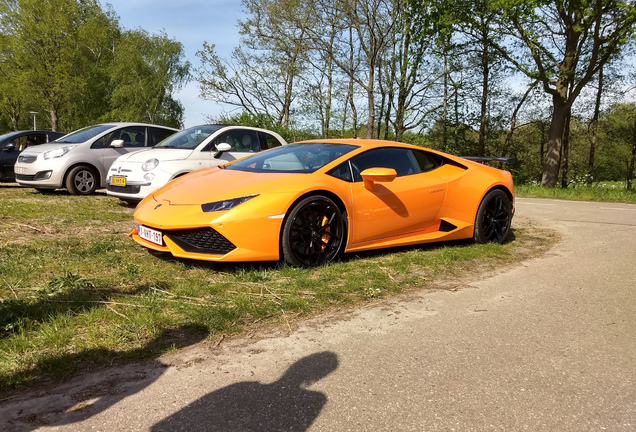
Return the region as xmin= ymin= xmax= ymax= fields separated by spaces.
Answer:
xmin=462 ymin=156 xmax=515 ymax=164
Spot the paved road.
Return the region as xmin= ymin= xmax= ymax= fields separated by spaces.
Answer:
xmin=2 ymin=198 xmax=635 ymax=431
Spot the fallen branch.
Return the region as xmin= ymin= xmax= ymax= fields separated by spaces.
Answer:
xmin=12 ymin=223 xmax=44 ymax=233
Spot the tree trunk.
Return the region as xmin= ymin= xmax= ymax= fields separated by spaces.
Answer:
xmin=588 ymin=67 xmax=603 ymax=185
xmin=365 ymin=66 xmax=375 ymax=139
xmin=478 ymin=36 xmax=489 ymax=157
xmin=541 ymin=97 xmax=568 ymax=187
xmin=560 ymin=108 xmax=571 ymax=188
xmin=376 ymin=57 xmax=385 ymax=139
xmin=442 ymin=49 xmax=448 ymax=152
xmin=49 ymin=105 xmax=59 ymax=132
xmin=628 ymin=110 xmax=636 ymax=190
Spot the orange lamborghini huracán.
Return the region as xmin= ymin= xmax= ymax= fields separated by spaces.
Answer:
xmin=130 ymin=139 xmax=514 ymax=266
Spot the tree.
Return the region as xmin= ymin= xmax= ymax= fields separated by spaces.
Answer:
xmin=0 ymin=0 xmax=119 ymax=131
xmin=107 ymin=30 xmax=189 ymax=128
xmin=492 ymin=0 xmax=636 ymax=186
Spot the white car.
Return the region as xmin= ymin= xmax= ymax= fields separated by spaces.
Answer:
xmin=14 ymin=123 xmax=178 ymax=195
xmin=106 ymin=125 xmax=286 ymax=202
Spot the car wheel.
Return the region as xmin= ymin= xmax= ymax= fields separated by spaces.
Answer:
xmin=473 ymin=189 xmax=512 ymax=244
xmin=282 ymin=195 xmax=346 ymax=267
xmin=66 ymin=165 xmax=98 ymax=195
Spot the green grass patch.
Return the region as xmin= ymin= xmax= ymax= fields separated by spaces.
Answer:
xmin=516 ymin=182 xmax=636 ymax=203
xmin=0 ymin=187 xmax=554 ymax=394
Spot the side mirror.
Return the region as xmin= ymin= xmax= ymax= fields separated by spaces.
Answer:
xmin=214 ymin=142 xmax=232 ymax=159
xmin=110 ymin=139 xmax=124 ymax=148
xmin=360 ymin=168 xmax=397 ymax=190
xmin=3 ymin=142 xmax=16 ymax=152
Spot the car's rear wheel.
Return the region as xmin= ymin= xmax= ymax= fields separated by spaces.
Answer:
xmin=282 ymin=195 xmax=346 ymax=267
xmin=473 ymin=189 xmax=512 ymax=244
xmin=66 ymin=165 xmax=98 ymax=195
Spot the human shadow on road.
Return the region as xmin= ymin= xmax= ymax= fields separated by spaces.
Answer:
xmin=1 ymin=324 xmax=207 ymax=432
xmin=152 ymin=351 xmax=339 ymax=432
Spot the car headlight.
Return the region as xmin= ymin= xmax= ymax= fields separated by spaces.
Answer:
xmin=142 ymin=158 xmax=159 ymax=171
xmin=201 ymin=195 xmax=259 ymax=212
xmin=43 ymin=146 xmax=74 ymax=160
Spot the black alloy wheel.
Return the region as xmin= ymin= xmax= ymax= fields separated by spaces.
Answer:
xmin=282 ymin=195 xmax=346 ymax=267
xmin=473 ymin=189 xmax=512 ymax=244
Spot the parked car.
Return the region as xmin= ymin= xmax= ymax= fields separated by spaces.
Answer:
xmin=14 ymin=123 xmax=178 ymax=195
xmin=131 ymin=139 xmax=514 ymax=267
xmin=106 ymin=125 xmax=286 ymax=203
xmin=0 ymin=130 xmax=66 ymax=182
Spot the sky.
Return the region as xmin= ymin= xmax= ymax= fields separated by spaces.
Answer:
xmin=104 ymin=0 xmax=244 ymax=127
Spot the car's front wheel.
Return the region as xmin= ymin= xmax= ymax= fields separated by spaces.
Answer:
xmin=66 ymin=165 xmax=98 ymax=195
xmin=473 ymin=189 xmax=512 ymax=244
xmin=282 ymin=195 xmax=346 ymax=267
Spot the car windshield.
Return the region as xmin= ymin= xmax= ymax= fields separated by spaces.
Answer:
xmin=0 ymin=132 xmax=21 ymax=141
xmin=56 ymin=125 xmax=113 ymax=144
xmin=226 ymin=142 xmax=359 ymax=173
xmin=155 ymin=125 xmax=223 ymax=149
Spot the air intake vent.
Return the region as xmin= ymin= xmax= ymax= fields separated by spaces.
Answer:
xmin=165 ymin=227 xmax=236 ymax=255
xmin=439 ymin=220 xmax=457 ymax=232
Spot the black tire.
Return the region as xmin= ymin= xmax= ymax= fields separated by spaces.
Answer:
xmin=282 ymin=195 xmax=346 ymax=267
xmin=65 ymin=165 xmax=98 ymax=195
xmin=473 ymin=189 xmax=512 ymax=244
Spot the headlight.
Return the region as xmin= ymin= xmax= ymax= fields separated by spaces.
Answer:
xmin=43 ymin=146 xmax=74 ymax=160
xmin=142 ymin=158 xmax=159 ymax=171
xmin=201 ymin=195 xmax=258 ymax=212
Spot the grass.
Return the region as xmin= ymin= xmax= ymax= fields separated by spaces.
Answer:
xmin=516 ymin=181 xmax=636 ymax=203
xmin=0 ymin=186 xmax=555 ymax=395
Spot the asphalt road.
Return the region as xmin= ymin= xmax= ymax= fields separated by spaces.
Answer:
xmin=1 ymin=198 xmax=635 ymax=431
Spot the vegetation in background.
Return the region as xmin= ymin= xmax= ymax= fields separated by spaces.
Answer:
xmin=0 ymin=0 xmax=190 ymax=132
xmin=196 ymin=0 xmax=636 ymax=189
xmin=0 ymin=187 xmax=553 ymax=394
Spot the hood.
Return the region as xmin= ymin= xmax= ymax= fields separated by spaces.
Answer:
xmin=118 ymin=148 xmax=194 ymax=163
xmin=150 ymin=167 xmax=308 ymax=206
xmin=19 ymin=143 xmax=77 ymax=155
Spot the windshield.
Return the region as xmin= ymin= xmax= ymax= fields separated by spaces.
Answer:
xmin=0 ymin=132 xmax=20 ymax=141
xmin=226 ymin=142 xmax=358 ymax=173
xmin=155 ymin=125 xmax=223 ymax=149
xmin=57 ymin=125 xmax=113 ymax=144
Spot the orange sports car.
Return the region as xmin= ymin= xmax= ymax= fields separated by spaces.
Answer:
xmin=130 ymin=139 xmax=514 ymax=266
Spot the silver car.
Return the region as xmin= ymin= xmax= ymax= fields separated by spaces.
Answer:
xmin=14 ymin=123 xmax=178 ymax=195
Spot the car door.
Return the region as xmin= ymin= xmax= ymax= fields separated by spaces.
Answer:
xmin=348 ymin=147 xmax=447 ymax=245
xmin=0 ymin=137 xmax=16 ymax=179
xmin=90 ymin=126 xmax=148 ymax=180
xmin=207 ymin=129 xmax=261 ymax=165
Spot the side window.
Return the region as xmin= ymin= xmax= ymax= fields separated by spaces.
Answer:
xmin=21 ymin=134 xmax=46 ymax=149
xmin=150 ymin=127 xmax=175 ymax=146
xmin=350 ymin=148 xmax=421 ymax=182
xmin=260 ymin=132 xmax=283 ymax=150
xmin=412 ymin=149 xmax=442 ymax=172
xmin=327 ymin=161 xmax=353 ymax=182
xmin=91 ymin=132 xmax=115 ymax=149
xmin=215 ymin=130 xmax=260 ymax=153
xmin=118 ymin=126 xmax=146 ymax=148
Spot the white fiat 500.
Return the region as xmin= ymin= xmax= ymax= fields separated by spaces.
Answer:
xmin=14 ymin=123 xmax=178 ymax=195
xmin=106 ymin=125 xmax=286 ymax=203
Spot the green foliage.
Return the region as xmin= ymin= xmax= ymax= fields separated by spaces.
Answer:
xmin=105 ymin=29 xmax=190 ymax=128
xmin=0 ymin=0 xmax=189 ymax=132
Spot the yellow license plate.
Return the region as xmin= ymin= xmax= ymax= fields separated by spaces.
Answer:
xmin=110 ymin=176 xmax=126 ymax=186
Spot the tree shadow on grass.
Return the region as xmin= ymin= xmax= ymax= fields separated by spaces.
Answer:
xmin=0 ymin=279 xmax=154 ymax=341
xmin=0 ymin=324 xmax=208 ymax=432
